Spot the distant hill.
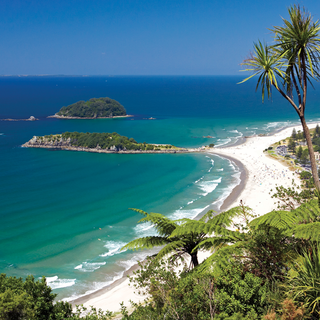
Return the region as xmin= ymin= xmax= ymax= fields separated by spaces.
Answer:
xmin=54 ymin=97 xmax=127 ymax=118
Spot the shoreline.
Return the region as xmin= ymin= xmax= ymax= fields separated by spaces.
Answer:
xmin=22 ymin=143 xmax=200 ymax=154
xmin=47 ymin=114 xmax=133 ymax=119
xmin=68 ymin=122 xmax=317 ymax=312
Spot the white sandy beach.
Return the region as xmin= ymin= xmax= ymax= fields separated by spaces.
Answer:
xmin=73 ymin=123 xmax=317 ymax=313
xmin=209 ymin=124 xmax=317 ymax=216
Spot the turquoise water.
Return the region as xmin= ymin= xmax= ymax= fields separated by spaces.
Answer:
xmin=1 ymin=76 xmax=320 ymax=300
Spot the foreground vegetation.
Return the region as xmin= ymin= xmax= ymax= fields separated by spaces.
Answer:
xmin=3 ymin=188 xmax=320 ymax=319
xmin=56 ymin=97 xmax=127 ymax=118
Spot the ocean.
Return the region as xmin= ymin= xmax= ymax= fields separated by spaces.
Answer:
xmin=1 ymin=75 xmax=320 ymax=301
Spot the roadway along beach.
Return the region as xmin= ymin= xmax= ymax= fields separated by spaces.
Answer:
xmin=72 ymin=123 xmax=316 ymax=313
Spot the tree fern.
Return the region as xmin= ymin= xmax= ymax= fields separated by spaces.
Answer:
xmin=250 ymin=210 xmax=297 ymax=230
xmin=121 ymin=236 xmax=170 ymax=251
xmin=290 ymin=222 xmax=320 ymax=241
xmin=122 ymin=209 xmax=207 ymax=268
xmin=293 ymin=199 xmax=320 ymax=224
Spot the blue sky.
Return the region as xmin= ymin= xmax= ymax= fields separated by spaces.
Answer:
xmin=1 ymin=0 xmax=320 ymax=75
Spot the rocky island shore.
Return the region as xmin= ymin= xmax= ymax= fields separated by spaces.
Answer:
xmin=22 ymin=132 xmax=200 ymax=154
xmin=1 ymin=116 xmax=38 ymax=121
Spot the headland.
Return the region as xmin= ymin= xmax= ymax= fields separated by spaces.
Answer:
xmin=22 ymin=132 xmax=201 ymax=154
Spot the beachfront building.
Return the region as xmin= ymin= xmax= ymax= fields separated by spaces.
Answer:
xmin=276 ymin=145 xmax=288 ymax=156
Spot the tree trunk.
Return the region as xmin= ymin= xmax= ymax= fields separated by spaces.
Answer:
xmin=191 ymin=253 xmax=199 ymax=267
xmin=300 ymin=116 xmax=320 ymax=190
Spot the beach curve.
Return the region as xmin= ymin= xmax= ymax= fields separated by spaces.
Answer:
xmin=69 ymin=122 xmax=317 ymax=313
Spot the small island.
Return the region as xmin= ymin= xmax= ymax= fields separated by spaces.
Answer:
xmin=22 ymin=132 xmax=197 ymax=154
xmin=48 ymin=97 xmax=130 ymax=119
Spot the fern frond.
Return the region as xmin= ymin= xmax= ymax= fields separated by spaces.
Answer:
xmin=198 ymin=242 xmax=245 ymax=273
xmin=156 ymin=240 xmax=186 ymax=261
xmin=250 ymin=210 xmax=296 ymax=230
xmin=294 ymin=199 xmax=320 ymax=223
xmin=291 ymin=222 xmax=320 ymax=241
xmin=193 ymin=231 xmax=248 ymax=252
xmin=199 ymin=210 xmax=216 ymax=222
xmin=138 ymin=212 xmax=178 ymax=236
xmin=204 ymin=206 xmax=250 ymax=234
xmin=169 ymin=220 xmax=206 ymax=237
xmin=121 ymin=236 xmax=170 ymax=251
xmin=129 ymin=208 xmax=148 ymax=216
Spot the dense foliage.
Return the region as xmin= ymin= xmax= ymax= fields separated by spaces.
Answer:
xmin=40 ymin=132 xmax=178 ymax=151
xmin=56 ymin=97 xmax=126 ymax=118
xmin=120 ymin=197 xmax=320 ymax=319
xmin=39 ymin=132 xmax=178 ymax=151
xmin=61 ymin=132 xmax=156 ymax=151
xmin=122 ymin=259 xmax=268 ymax=320
xmin=0 ymin=274 xmax=72 ymax=320
xmin=0 ymin=274 xmax=114 ymax=320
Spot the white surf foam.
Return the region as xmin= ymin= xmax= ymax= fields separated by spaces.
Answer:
xmin=100 ymin=241 xmax=127 ymax=257
xmin=169 ymin=206 xmax=209 ymax=220
xmin=46 ymin=276 xmax=76 ymax=290
xmin=195 ymin=175 xmax=205 ymax=183
xmin=198 ymin=177 xmax=222 ymax=196
xmin=215 ymin=137 xmax=232 ymax=147
xmin=216 ymin=168 xmax=223 ymax=171
xmin=74 ymin=262 xmax=106 ymax=272
xmin=62 ymin=274 xmax=123 ymax=302
xmin=134 ymin=222 xmax=156 ymax=237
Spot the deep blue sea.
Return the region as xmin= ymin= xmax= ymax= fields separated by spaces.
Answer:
xmin=1 ymin=76 xmax=320 ymax=301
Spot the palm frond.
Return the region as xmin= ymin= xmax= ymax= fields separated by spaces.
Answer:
xmin=240 ymin=41 xmax=286 ymax=101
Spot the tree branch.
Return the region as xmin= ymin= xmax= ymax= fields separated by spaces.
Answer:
xmin=291 ymin=69 xmax=302 ymax=107
xmin=273 ymin=84 xmax=301 ymax=116
xmin=301 ymin=52 xmax=307 ymax=115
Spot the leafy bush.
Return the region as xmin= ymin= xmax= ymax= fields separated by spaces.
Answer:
xmin=124 ymin=259 xmax=268 ymax=319
xmin=0 ymin=274 xmax=72 ymax=320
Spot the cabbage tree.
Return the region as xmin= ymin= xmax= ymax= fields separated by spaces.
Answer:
xmin=241 ymin=5 xmax=320 ymax=190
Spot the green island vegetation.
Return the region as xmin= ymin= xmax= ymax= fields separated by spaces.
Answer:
xmin=56 ymin=97 xmax=127 ymax=118
xmin=4 ymin=5 xmax=320 ymax=320
xmin=34 ymin=132 xmax=180 ymax=152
